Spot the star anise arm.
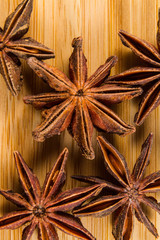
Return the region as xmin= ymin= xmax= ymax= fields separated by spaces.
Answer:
xmin=107 ymin=67 xmax=160 ymax=86
xmin=38 ymin=220 xmax=50 ymax=240
xmin=132 ymin=133 xmax=153 ymax=181
xmin=85 ymin=84 xmax=142 ymax=104
xmin=32 ymin=98 xmax=76 ymax=142
xmin=97 ymin=136 xmax=131 ymax=187
xmin=0 ymin=190 xmax=31 ymax=209
xmin=139 ymin=171 xmax=160 ymax=192
xmin=134 ymin=81 xmax=160 ymax=125
xmin=84 ymin=56 xmax=118 ymax=90
xmin=6 ymin=38 xmax=54 ymax=59
xmin=23 ymin=92 xmax=69 ymax=109
xmin=46 ymin=212 xmax=95 ymax=240
xmin=42 ymin=148 xmax=68 ymax=202
xmin=112 ymin=204 xmax=133 ymax=240
xmin=22 ymin=218 xmax=38 ymax=240
xmin=73 ymin=195 xmax=128 ymax=217
xmin=0 ymin=211 xmax=33 ymax=230
xmin=0 ymin=51 xmax=22 ymax=95
xmin=140 ymin=195 xmax=160 ymax=215
xmin=38 ymin=220 xmax=58 ymax=240
xmin=72 ymin=175 xmax=107 ymax=184
xmin=122 ymin=206 xmax=133 ymax=240
xmin=68 ymin=97 xmax=94 ymax=160
xmin=2 ymin=0 xmax=33 ymax=41
xmin=45 ymin=184 xmax=102 ymax=211
xmin=86 ymin=97 xmax=135 ymax=136
xmin=44 ymin=221 xmax=59 ymax=240
xmin=14 ymin=151 xmax=41 ymax=205
xmin=27 ymin=57 xmax=76 ymax=93
xmin=72 ymin=175 xmax=124 ymax=192
xmin=134 ymin=202 xmax=158 ymax=237
xmin=119 ymin=30 xmax=160 ymax=67
xmin=135 ymin=209 xmax=143 ymax=223
xmin=69 ymin=37 xmax=87 ymax=89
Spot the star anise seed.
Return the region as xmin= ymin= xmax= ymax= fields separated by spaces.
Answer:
xmin=23 ymin=36 xmax=142 ymax=160
xmin=73 ymin=133 xmax=160 ymax=240
xmin=0 ymin=0 xmax=54 ymax=95
xmin=0 ymin=148 xmax=101 ymax=240
xmin=108 ymin=10 xmax=160 ymax=126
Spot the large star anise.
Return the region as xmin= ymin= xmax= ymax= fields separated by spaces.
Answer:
xmin=0 ymin=0 xmax=54 ymax=95
xmin=73 ymin=134 xmax=160 ymax=240
xmin=0 ymin=148 xmax=100 ymax=240
xmin=23 ymin=36 xmax=142 ymax=160
xmin=108 ymin=11 xmax=160 ymax=126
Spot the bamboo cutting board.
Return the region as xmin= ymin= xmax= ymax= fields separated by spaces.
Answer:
xmin=0 ymin=0 xmax=160 ymax=239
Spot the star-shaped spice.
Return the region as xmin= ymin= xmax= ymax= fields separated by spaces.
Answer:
xmin=0 ymin=148 xmax=100 ymax=240
xmin=0 ymin=0 xmax=54 ymax=95
xmin=23 ymin=36 xmax=142 ymax=160
xmin=108 ymin=11 xmax=160 ymax=126
xmin=73 ymin=134 xmax=160 ymax=240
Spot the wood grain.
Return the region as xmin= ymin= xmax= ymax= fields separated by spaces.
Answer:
xmin=0 ymin=0 xmax=160 ymax=239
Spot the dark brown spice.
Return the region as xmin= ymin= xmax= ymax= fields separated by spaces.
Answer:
xmin=0 ymin=149 xmax=101 ymax=240
xmin=23 ymin=36 xmax=142 ymax=160
xmin=73 ymin=133 xmax=160 ymax=240
xmin=108 ymin=10 xmax=160 ymax=126
xmin=0 ymin=0 xmax=54 ymax=95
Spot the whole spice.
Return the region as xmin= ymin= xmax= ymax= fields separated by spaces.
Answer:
xmin=73 ymin=134 xmax=160 ymax=240
xmin=108 ymin=11 xmax=160 ymax=125
xmin=0 ymin=0 xmax=54 ymax=95
xmin=0 ymin=149 xmax=101 ymax=240
xmin=24 ymin=36 xmax=142 ymax=160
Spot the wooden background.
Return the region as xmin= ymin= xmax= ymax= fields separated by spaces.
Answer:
xmin=0 ymin=0 xmax=160 ymax=239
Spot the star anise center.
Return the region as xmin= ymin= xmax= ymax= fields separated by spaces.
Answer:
xmin=33 ymin=205 xmax=46 ymax=218
xmin=75 ymin=89 xmax=84 ymax=96
xmin=126 ymin=186 xmax=139 ymax=200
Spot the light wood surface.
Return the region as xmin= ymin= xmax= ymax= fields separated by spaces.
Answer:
xmin=0 ymin=0 xmax=160 ymax=239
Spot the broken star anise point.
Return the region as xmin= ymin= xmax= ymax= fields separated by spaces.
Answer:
xmin=23 ymin=36 xmax=142 ymax=160
xmin=0 ymin=0 xmax=54 ymax=95
xmin=0 ymin=148 xmax=101 ymax=240
xmin=73 ymin=133 xmax=160 ymax=240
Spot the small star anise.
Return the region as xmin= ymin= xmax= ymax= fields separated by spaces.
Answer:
xmin=73 ymin=134 xmax=160 ymax=240
xmin=108 ymin=10 xmax=160 ymax=126
xmin=0 ymin=0 xmax=54 ymax=95
xmin=0 ymin=148 xmax=100 ymax=240
xmin=23 ymin=36 xmax=142 ymax=160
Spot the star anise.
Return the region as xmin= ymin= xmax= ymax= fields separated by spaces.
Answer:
xmin=108 ymin=10 xmax=160 ymax=126
xmin=0 ymin=148 xmax=101 ymax=240
xmin=0 ymin=0 xmax=54 ymax=95
xmin=73 ymin=133 xmax=160 ymax=240
xmin=23 ymin=36 xmax=142 ymax=160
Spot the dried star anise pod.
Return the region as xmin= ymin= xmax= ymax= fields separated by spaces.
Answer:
xmin=0 ymin=0 xmax=54 ymax=95
xmin=73 ymin=133 xmax=160 ymax=240
xmin=108 ymin=11 xmax=160 ymax=126
xmin=0 ymin=148 xmax=101 ymax=240
xmin=23 ymin=36 xmax=142 ymax=160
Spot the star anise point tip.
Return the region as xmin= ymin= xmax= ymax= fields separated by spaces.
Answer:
xmin=120 ymin=125 xmax=136 ymax=137
xmin=148 ymin=132 xmax=153 ymax=138
xmin=84 ymin=151 xmax=95 ymax=160
xmin=72 ymin=36 xmax=83 ymax=48
xmin=13 ymin=151 xmax=20 ymax=158
xmin=97 ymin=135 xmax=103 ymax=142
xmin=32 ymin=131 xmax=45 ymax=142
